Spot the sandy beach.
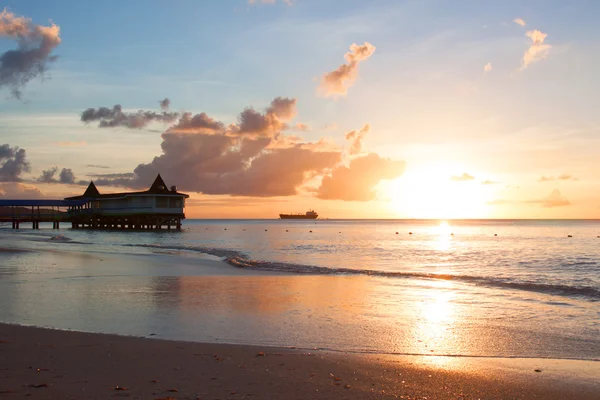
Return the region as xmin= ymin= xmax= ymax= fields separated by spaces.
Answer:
xmin=0 ymin=323 xmax=598 ymax=400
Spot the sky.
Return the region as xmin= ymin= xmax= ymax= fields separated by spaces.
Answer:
xmin=1 ymin=0 xmax=600 ymax=219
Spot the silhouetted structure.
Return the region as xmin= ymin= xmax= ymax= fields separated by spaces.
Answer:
xmin=0 ymin=174 xmax=188 ymax=231
xmin=65 ymin=174 xmax=189 ymax=230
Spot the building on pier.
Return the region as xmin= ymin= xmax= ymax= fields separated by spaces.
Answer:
xmin=0 ymin=174 xmax=188 ymax=231
xmin=65 ymin=174 xmax=189 ymax=230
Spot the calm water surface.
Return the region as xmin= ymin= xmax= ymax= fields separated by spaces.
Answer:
xmin=0 ymin=219 xmax=599 ymax=360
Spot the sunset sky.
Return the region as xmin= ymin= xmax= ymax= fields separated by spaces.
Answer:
xmin=1 ymin=0 xmax=599 ymax=219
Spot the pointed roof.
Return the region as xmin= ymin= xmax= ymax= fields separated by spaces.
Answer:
xmin=64 ymin=173 xmax=188 ymax=200
xmin=82 ymin=181 xmax=100 ymax=198
xmin=148 ymin=174 xmax=168 ymax=193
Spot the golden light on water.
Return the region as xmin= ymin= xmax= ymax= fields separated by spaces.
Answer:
xmin=413 ymin=280 xmax=460 ymax=366
xmin=435 ymin=221 xmax=453 ymax=251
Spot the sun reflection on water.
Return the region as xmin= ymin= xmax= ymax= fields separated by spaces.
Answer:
xmin=413 ymin=279 xmax=460 ymax=366
xmin=434 ymin=221 xmax=453 ymax=251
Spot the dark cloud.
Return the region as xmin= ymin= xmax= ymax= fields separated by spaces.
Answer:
xmin=232 ymin=97 xmax=297 ymax=137
xmin=319 ymin=42 xmax=376 ymax=97
xmin=0 ymin=144 xmax=30 ymax=182
xmin=81 ymin=104 xmax=179 ymax=129
xmin=0 ymin=182 xmax=43 ymax=198
xmin=159 ymin=97 xmax=170 ymax=111
xmin=59 ymin=168 xmax=76 ymax=184
xmin=37 ymin=166 xmax=84 ymax=185
xmin=167 ymin=112 xmax=225 ymax=134
xmin=0 ymin=8 xmax=61 ymax=99
xmin=317 ymin=153 xmax=405 ymax=201
xmin=451 ymin=172 xmax=475 ymax=182
xmin=345 ymin=124 xmax=370 ymax=155
xmin=37 ymin=166 xmax=58 ymax=183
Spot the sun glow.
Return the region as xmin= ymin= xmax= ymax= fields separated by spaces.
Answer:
xmin=382 ymin=163 xmax=490 ymax=219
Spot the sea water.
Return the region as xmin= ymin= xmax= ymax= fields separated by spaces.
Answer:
xmin=0 ymin=219 xmax=598 ymax=360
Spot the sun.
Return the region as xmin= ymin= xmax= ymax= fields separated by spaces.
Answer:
xmin=382 ymin=163 xmax=490 ymax=219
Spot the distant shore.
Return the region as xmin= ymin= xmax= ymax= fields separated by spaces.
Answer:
xmin=0 ymin=323 xmax=598 ymax=399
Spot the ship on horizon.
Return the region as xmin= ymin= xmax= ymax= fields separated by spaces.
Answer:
xmin=279 ymin=210 xmax=318 ymax=219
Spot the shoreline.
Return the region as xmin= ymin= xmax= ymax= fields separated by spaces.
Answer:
xmin=1 ymin=323 xmax=598 ymax=399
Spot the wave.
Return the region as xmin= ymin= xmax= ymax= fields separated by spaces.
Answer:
xmin=123 ymin=243 xmax=600 ymax=301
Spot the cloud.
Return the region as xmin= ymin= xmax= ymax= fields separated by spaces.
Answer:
xmin=86 ymin=164 xmax=110 ymax=169
xmin=81 ymin=104 xmax=179 ymax=129
xmin=484 ymin=62 xmax=492 ymax=72
xmin=294 ymin=122 xmax=310 ymax=132
xmin=521 ymin=29 xmax=551 ymax=69
xmin=317 ymin=153 xmax=405 ymax=201
xmin=0 ymin=144 xmax=30 ymax=182
xmin=344 ymin=124 xmax=370 ymax=155
xmin=159 ymin=97 xmax=170 ymax=111
xmin=55 ymin=141 xmax=86 ymax=147
xmin=167 ymin=112 xmax=225 ymax=134
xmin=530 ymin=189 xmax=571 ymax=208
xmin=490 ymin=189 xmax=571 ymax=208
xmin=482 ymin=180 xmax=499 ymax=185
xmin=319 ymin=42 xmax=376 ymax=97
xmin=451 ymin=172 xmax=475 ymax=182
xmin=0 ymin=8 xmax=61 ymax=99
xmin=37 ymin=166 xmax=85 ymax=184
xmin=0 ymin=182 xmax=43 ymax=198
xmin=81 ymin=97 xmax=345 ymax=197
xmin=513 ymin=18 xmax=526 ymax=27
xmin=538 ymin=174 xmax=578 ymax=182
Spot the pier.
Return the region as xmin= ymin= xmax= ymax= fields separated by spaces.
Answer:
xmin=0 ymin=174 xmax=188 ymax=231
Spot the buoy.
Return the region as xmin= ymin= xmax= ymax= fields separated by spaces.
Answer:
xmin=286 ymin=230 xmax=288 ymax=232
xmin=409 ymin=232 xmax=412 ymax=235
xmin=395 ymin=232 xmax=399 ymax=234
xmin=450 ymin=233 xmax=454 ymax=236
xmin=567 ymin=235 xmax=572 ymax=238
xmin=494 ymin=233 xmax=497 ymax=236
xmin=224 ymin=228 xmax=227 ymax=230
xmin=265 ymin=229 xmax=268 ymax=231
xmin=309 ymin=230 xmax=313 ymax=233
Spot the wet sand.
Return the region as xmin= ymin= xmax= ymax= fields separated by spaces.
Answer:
xmin=0 ymin=323 xmax=598 ymax=399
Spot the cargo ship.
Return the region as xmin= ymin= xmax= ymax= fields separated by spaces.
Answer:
xmin=279 ymin=210 xmax=318 ymax=219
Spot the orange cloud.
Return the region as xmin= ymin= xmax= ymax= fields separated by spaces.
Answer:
xmin=513 ymin=18 xmax=526 ymax=27
xmin=522 ymin=29 xmax=551 ymax=69
xmin=317 ymin=153 xmax=405 ymax=201
xmin=294 ymin=122 xmax=310 ymax=132
xmin=319 ymin=42 xmax=376 ymax=97
xmin=484 ymin=62 xmax=492 ymax=72
xmin=345 ymin=124 xmax=370 ymax=155
xmin=0 ymin=182 xmax=43 ymax=198
xmin=538 ymin=174 xmax=578 ymax=182
xmin=491 ymin=189 xmax=571 ymax=208
xmin=451 ymin=172 xmax=475 ymax=182
xmin=80 ymin=97 xmax=343 ymax=197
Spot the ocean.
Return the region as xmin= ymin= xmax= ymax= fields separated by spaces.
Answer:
xmin=0 ymin=219 xmax=599 ymax=361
